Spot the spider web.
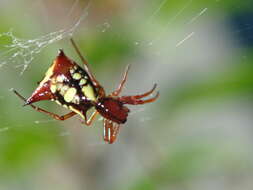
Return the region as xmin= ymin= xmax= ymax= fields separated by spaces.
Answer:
xmin=0 ymin=0 xmax=209 ymax=77
xmin=0 ymin=0 xmax=246 ymax=136
xmin=0 ymin=0 xmax=211 ymax=133
xmin=0 ymin=0 xmax=90 ymax=75
xmin=0 ymin=2 xmax=252 ymax=190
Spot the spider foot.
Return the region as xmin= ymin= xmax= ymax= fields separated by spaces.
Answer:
xmin=132 ymin=83 xmax=157 ymax=99
xmin=119 ymin=85 xmax=159 ymax=105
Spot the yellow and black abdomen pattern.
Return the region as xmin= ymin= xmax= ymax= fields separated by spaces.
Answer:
xmin=50 ymin=64 xmax=98 ymax=118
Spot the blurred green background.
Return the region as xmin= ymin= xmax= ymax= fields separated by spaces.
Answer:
xmin=0 ymin=0 xmax=253 ymax=189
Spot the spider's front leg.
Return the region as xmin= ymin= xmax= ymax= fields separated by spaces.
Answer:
xmin=119 ymin=84 xmax=159 ymax=105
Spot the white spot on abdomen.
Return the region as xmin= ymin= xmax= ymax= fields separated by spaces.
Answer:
xmin=73 ymin=73 xmax=81 ymax=80
xmin=79 ymin=79 xmax=87 ymax=86
xmin=60 ymin=85 xmax=69 ymax=96
xmin=56 ymin=75 xmax=65 ymax=83
xmin=82 ymin=85 xmax=96 ymax=101
xmin=50 ymin=84 xmax=57 ymax=93
xmin=72 ymin=95 xmax=80 ymax=104
xmin=64 ymin=87 xmax=77 ymax=102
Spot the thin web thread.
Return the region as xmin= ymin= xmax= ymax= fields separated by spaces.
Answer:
xmin=0 ymin=3 xmax=89 ymax=75
xmin=0 ymin=0 xmax=213 ymax=136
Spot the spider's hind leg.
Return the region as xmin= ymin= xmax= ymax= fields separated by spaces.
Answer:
xmin=13 ymin=89 xmax=76 ymax=121
xmin=70 ymin=38 xmax=104 ymax=96
xmin=103 ymin=119 xmax=121 ymax=144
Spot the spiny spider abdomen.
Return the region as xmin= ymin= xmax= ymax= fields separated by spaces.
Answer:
xmin=13 ymin=39 xmax=159 ymax=144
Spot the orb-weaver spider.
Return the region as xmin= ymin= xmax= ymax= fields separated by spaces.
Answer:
xmin=13 ymin=39 xmax=159 ymax=144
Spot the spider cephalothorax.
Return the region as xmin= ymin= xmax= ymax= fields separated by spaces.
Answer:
xmin=13 ymin=39 xmax=159 ymax=144
xmin=96 ymin=97 xmax=130 ymax=124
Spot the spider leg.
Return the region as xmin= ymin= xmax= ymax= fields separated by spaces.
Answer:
xmin=70 ymin=39 xmax=100 ymax=85
xmin=111 ymin=64 xmax=131 ymax=96
xmin=103 ymin=119 xmax=121 ymax=144
xmin=131 ymin=84 xmax=157 ymax=99
xmin=70 ymin=38 xmax=105 ymax=96
xmin=13 ymin=89 xmax=76 ymax=121
xmin=119 ymin=92 xmax=159 ymax=105
xmin=80 ymin=110 xmax=99 ymax=126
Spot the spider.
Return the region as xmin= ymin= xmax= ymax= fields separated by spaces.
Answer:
xmin=13 ymin=39 xmax=159 ymax=144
